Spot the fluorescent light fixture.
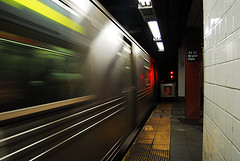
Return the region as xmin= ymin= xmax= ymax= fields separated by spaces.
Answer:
xmin=147 ymin=21 xmax=161 ymax=41
xmin=156 ymin=42 xmax=164 ymax=51
xmin=138 ymin=0 xmax=151 ymax=6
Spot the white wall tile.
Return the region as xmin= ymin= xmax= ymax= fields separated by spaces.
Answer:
xmin=204 ymin=83 xmax=209 ymax=98
xmin=217 ymin=130 xmax=225 ymax=157
xmin=208 ymin=115 xmax=215 ymax=138
xmin=211 ymin=66 xmax=216 ymax=83
xmin=224 ymin=112 xmax=233 ymax=141
xmin=223 ymin=136 xmax=232 ymax=161
xmin=232 ymin=146 xmax=240 ymax=161
xmin=232 ymin=118 xmax=240 ymax=151
xmin=215 ymin=65 xmax=220 ymax=84
xmin=225 ymin=62 xmax=234 ymax=87
xmin=204 ymin=50 xmax=208 ymax=67
xmin=204 ymin=1 xmax=240 ymax=160
xmin=214 ymin=148 xmax=225 ymax=161
xmin=214 ymin=1 xmax=221 ymax=19
xmin=208 ymin=67 xmax=212 ymax=83
xmin=226 ymin=88 xmax=235 ymax=114
xmin=209 ymin=84 xmax=216 ymax=103
xmin=221 ymin=86 xmax=227 ymax=109
xmin=224 ymin=0 xmax=235 ymax=15
xmin=206 ymin=37 xmax=210 ymax=50
xmin=205 ymin=67 xmax=209 ymax=82
xmin=217 ymin=0 xmax=224 ymax=17
xmin=204 ymin=97 xmax=208 ymax=114
xmin=209 ymin=31 xmax=213 ymax=48
xmin=212 ymin=121 xmax=219 ymax=145
xmin=212 ymin=26 xmax=217 ymax=46
xmin=212 ymin=0 xmax=218 ymax=11
xmin=219 ymin=17 xmax=225 ymax=41
xmin=233 ymin=90 xmax=240 ymax=119
xmin=216 ymin=41 xmax=226 ymax=64
xmin=205 ymin=114 xmax=211 ymax=135
xmin=215 ymin=86 xmax=221 ymax=107
xmin=234 ymin=60 xmax=240 ymax=89
xmin=203 ymin=132 xmax=211 ymax=161
xmin=210 ymin=47 xmax=216 ymax=65
xmin=204 ymin=18 xmax=210 ymax=37
xmin=225 ymin=6 xmax=234 ymax=36
xmin=226 ymin=38 xmax=233 ymax=61
xmin=218 ymin=109 xmax=226 ymax=133
xmin=215 ymin=105 xmax=221 ymax=127
xmin=219 ymin=64 xmax=227 ymax=86
xmin=203 ymin=1 xmax=207 ymax=20
xmin=213 ymin=84 xmax=217 ymax=104
xmin=215 ymin=21 xmax=220 ymax=43
xmin=233 ymin=31 xmax=240 ymax=60
xmin=210 ymin=100 xmax=216 ymax=120
xmin=233 ymin=0 xmax=240 ymax=31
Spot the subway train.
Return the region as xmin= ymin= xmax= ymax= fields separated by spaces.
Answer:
xmin=0 ymin=0 xmax=158 ymax=160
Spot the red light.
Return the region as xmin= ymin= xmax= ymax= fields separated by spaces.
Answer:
xmin=170 ymin=71 xmax=174 ymax=79
xmin=141 ymin=75 xmax=144 ymax=79
xmin=150 ymin=65 xmax=154 ymax=86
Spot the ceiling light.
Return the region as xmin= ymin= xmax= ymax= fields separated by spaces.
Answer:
xmin=138 ymin=0 xmax=151 ymax=6
xmin=147 ymin=21 xmax=161 ymax=41
xmin=156 ymin=42 xmax=164 ymax=51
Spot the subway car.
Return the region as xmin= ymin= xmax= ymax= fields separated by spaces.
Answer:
xmin=0 ymin=0 xmax=158 ymax=160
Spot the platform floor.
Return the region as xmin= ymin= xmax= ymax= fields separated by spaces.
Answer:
xmin=123 ymin=102 xmax=202 ymax=161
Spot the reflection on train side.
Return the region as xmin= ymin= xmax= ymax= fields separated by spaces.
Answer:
xmin=0 ymin=31 xmax=93 ymax=112
xmin=0 ymin=0 xmax=158 ymax=160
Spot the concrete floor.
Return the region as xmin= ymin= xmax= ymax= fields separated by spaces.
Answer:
xmin=170 ymin=101 xmax=203 ymax=161
xmin=122 ymin=101 xmax=203 ymax=161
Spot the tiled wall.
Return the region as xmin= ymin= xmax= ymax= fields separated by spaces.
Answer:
xmin=178 ymin=47 xmax=185 ymax=97
xmin=203 ymin=0 xmax=240 ymax=160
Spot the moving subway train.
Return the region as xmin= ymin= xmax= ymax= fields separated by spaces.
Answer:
xmin=0 ymin=0 xmax=158 ymax=160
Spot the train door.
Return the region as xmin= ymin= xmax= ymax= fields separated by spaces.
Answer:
xmin=118 ymin=38 xmax=137 ymax=131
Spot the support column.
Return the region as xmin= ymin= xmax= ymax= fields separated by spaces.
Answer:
xmin=185 ymin=27 xmax=202 ymax=119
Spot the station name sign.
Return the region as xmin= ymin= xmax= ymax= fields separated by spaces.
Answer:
xmin=187 ymin=50 xmax=199 ymax=62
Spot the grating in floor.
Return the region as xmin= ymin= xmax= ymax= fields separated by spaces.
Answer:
xmin=123 ymin=104 xmax=172 ymax=161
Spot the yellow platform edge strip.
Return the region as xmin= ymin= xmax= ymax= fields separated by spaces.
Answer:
xmin=122 ymin=105 xmax=172 ymax=161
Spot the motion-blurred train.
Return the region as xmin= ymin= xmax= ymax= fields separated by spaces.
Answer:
xmin=0 ymin=0 xmax=158 ymax=160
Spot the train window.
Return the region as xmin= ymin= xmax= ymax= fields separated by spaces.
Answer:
xmin=137 ymin=54 xmax=151 ymax=90
xmin=0 ymin=32 xmax=93 ymax=113
xmin=144 ymin=66 xmax=151 ymax=86
xmin=119 ymin=43 xmax=132 ymax=89
xmin=141 ymin=56 xmax=151 ymax=87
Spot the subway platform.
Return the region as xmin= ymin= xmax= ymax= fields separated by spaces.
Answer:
xmin=122 ymin=102 xmax=203 ymax=161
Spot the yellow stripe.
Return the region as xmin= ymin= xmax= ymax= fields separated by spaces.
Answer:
xmin=0 ymin=0 xmax=22 ymax=9
xmin=9 ymin=0 xmax=85 ymax=35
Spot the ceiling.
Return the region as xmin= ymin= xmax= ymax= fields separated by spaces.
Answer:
xmin=97 ymin=0 xmax=203 ymax=67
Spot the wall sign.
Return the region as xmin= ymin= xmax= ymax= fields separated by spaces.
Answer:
xmin=164 ymin=86 xmax=172 ymax=96
xmin=187 ymin=50 xmax=199 ymax=62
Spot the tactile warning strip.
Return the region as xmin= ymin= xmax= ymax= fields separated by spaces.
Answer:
xmin=124 ymin=143 xmax=152 ymax=161
xmin=123 ymin=104 xmax=171 ymax=161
